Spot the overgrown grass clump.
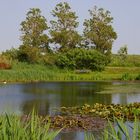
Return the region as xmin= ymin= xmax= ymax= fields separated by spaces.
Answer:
xmin=85 ymin=117 xmax=140 ymax=140
xmin=0 ymin=111 xmax=61 ymax=140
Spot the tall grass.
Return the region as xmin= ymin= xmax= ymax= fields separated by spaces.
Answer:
xmin=0 ymin=111 xmax=61 ymax=140
xmin=85 ymin=117 xmax=140 ymax=140
xmin=0 ymin=61 xmax=140 ymax=82
xmin=109 ymin=54 xmax=140 ymax=67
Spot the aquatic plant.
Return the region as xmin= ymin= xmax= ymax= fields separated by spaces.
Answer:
xmin=59 ymin=103 xmax=140 ymax=120
xmin=85 ymin=117 xmax=140 ymax=140
xmin=0 ymin=111 xmax=61 ymax=140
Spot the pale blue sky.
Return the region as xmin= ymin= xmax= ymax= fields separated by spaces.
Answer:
xmin=0 ymin=0 xmax=140 ymax=54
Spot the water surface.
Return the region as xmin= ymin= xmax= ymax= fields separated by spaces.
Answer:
xmin=0 ymin=81 xmax=140 ymax=115
xmin=0 ymin=81 xmax=140 ymax=140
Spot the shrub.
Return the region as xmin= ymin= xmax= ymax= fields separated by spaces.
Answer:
xmin=2 ymin=48 xmax=19 ymax=60
xmin=18 ymin=45 xmax=42 ymax=63
xmin=135 ymin=74 xmax=140 ymax=80
xmin=42 ymin=53 xmax=57 ymax=66
xmin=56 ymin=48 xmax=107 ymax=71
xmin=0 ymin=55 xmax=12 ymax=69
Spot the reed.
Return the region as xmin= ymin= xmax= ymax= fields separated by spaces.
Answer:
xmin=85 ymin=117 xmax=140 ymax=140
xmin=0 ymin=111 xmax=61 ymax=140
xmin=0 ymin=61 xmax=140 ymax=82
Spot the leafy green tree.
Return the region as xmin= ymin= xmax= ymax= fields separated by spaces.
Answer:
xmin=19 ymin=8 xmax=49 ymax=63
xmin=118 ymin=45 xmax=128 ymax=60
xmin=50 ymin=2 xmax=81 ymax=51
xmin=83 ymin=6 xmax=117 ymax=55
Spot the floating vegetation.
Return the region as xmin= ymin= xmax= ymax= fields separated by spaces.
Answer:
xmin=59 ymin=103 xmax=140 ymax=120
xmin=50 ymin=115 xmax=106 ymax=132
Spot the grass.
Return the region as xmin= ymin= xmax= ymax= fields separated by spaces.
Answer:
xmin=0 ymin=61 xmax=140 ymax=82
xmin=109 ymin=54 xmax=140 ymax=67
xmin=85 ymin=117 xmax=140 ymax=140
xmin=0 ymin=106 xmax=140 ymax=140
xmin=0 ymin=111 xmax=61 ymax=140
xmin=1 ymin=111 xmax=139 ymax=140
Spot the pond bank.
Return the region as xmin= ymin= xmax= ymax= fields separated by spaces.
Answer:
xmin=0 ymin=66 xmax=140 ymax=83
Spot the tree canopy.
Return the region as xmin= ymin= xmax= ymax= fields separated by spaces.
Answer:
xmin=50 ymin=2 xmax=81 ymax=51
xmin=20 ymin=8 xmax=49 ymax=49
xmin=83 ymin=6 xmax=117 ymax=55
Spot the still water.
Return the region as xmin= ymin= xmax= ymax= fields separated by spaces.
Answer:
xmin=0 ymin=81 xmax=140 ymax=139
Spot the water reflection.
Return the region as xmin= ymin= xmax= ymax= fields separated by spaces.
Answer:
xmin=0 ymin=81 xmax=140 ymax=115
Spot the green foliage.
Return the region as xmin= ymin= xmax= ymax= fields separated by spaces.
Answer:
xmin=118 ymin=45 xmax=128 ymax=61
xmin=85 ymin=117 xmax=140 ymax=140
xmin=20 ymin=8 xmax=49 ymax=49
xmin=83 ymin=6 xmax=117 ymax=55
xmin=59 ymin=103 xmax=140 ymax=120
xmin=109 ymin=54 xmax=140 ymax=67
xmin=0 ymin=112 xmax=61 ymax=140
xmin=41 ymin=53 xmax=57 ymax=66
xmin=2 ymin=48 xmax=19 ymax=60
xmin=18 ymin=45 xmax=42 ymax=63
xmin=50 ymin=2 xmax=81 ymax=51
xmin=121 ymin=73 xmax=133 ymax=80
xmin=19 ymin=8 xmax=50 ymax=63
xmin=56 ymin=48 xmax=107 ymax=71
xmin=136 ymin=74 xmax=140 ymax=80
xmin=0 ymin=55 xmax=12 ymax=69
xmin=0 ymin=61 xmax=140 ymax=82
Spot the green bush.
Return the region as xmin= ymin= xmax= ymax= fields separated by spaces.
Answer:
xmin=18 ymin=45 xmax=42 ymax=63
xmin=2 ymin=48 xmax=19 ymax=60
xmin=0 ymin=55 xmax=12 ymax=69
xmin=136 ymin=74 xmax=140 ymax=80
xmin=56 ymin=48 xmax=107 ymax=71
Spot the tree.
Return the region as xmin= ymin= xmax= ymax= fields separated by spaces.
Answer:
xmin=19 ymin=8 xmax=49 ymax=63
xmin=50 ymin=2 xmax=81 ymax=51
xmin=118 ymin=45 xmax=128 ymax=60
xmin=83 ymin=6 xmax=117 ymax=55
xmin=20 ymin=8 xmax=49 ymax=50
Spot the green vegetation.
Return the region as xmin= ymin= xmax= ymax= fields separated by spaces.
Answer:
xmin=109 ymin=54 xmax=140 ymax=67
xmin=86 ymin=117 xmax=140 ymax=140
xmin=59 ymin=103 xmax=140 ymax=120
xmin=1 ymin=2 xmax=139 ymax=82
xmin=0 ymin=112 xmax=61 ymax=140
xmin=0 ymin=55 xmax=12 ymax=69
xmin=1 ymin=103 xmax=140 ymax=140
xmin=83 ymin=6 xmax=117 ymax=55
xmin=56 ymin=48 xmax=107 ymax=71
xmin=50 ymin=2 xmax=81 ymax=51
xmin=1 ymin=2 xmax=117 ymax=71
xmin=0 ymin=61 xmax=140 ymax=82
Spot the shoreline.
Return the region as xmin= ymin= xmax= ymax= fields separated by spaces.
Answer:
xmin=0 ymin=79 xmax=140 ymax=85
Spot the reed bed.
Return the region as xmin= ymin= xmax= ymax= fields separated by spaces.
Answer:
xmin=0 ymin=62 xmax=140 ymax=82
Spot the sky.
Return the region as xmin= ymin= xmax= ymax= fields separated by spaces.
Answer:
xmin=0 ymin=0 xmax=140 ymax=54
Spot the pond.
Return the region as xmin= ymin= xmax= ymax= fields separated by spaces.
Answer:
xmin=0 ymin=81 xmax=140 ymax=140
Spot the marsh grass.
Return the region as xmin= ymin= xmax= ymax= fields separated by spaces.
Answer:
xmin=0 ymin=111 xmax=61 ymax=140
xmin=85 ymin=117 xmax=140 ymax=140
xmin=0 ymin=61 xmax=140 ymax=82
xmin=109 ymin=55 xmax=140 ymax=67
